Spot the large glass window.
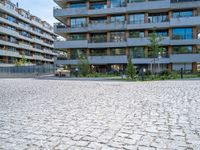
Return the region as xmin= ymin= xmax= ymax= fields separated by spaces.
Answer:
xmin=70 ymin=49 xmax=86 ymax=59
xmin=70 ymin=18 xmax=86 ymax=28
xmin=110 ymin=32 xmax=126 ymax=42
xmin=148 ymin=47 xmax=167 ymax=58
xmin=129 ymin=14 xmax=144 ymax=24
xmin=129 ymin=30 xmax=144 ymax=38
xmin=172 ymin=28 xmax=193 ymax=39
xmin=148 ymin=13 xmax=168 ymax=23
xmin=91 ymin=33 xmax=107 ymax=43
xmin=111 ymin=48 xmax=125 ymax=55
xmin=90 ymin=17 xmax=107 ymax=24
xmin=129 ymin=47 xmax=145 ymax=58
xmin=173 ymin=10 xmax=193 ymax=18
xmin=90 ymin=49 xmax=107 ymax=56
xmin=69 ymin=3 xmax=86 ymax=8
xmin=149 ymin=30 xmax=168 ymax=37
xmin=110 ymin=0 xmax=126 ymax=8
xmin=111 ymin=15 xmax=125 ymax=23
xmin=90 ymin=2 xmax=106 ymax=9
xmin=173 ymin=46 xmax=193 ymax=54
xmin=69 ymin=34 xmax=86 ymax=40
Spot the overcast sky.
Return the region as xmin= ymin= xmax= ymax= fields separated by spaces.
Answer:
xmin=11 ymin=0 xmax=57 ymax=26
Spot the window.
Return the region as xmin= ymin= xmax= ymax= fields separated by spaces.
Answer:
xmin=70 ymin=3 xmax=86 ymax=8
xmin=71 ymin=49 xmax=86 ymax=59
xmin=129 ymin=14 xmax=144 ymax=24
xmin=70 ymin=18 xmax=86 ymax=28
xmin=148 ymin=13 xmax=168 ymax=23
xmin=149 ymin=30 xmax=168 ymax=37
xmin=110 ymin=32 xmax=125 ymax=42
xmin=111 ymin=15 xmax=125 ymax=23
xmin=129 ymin=31 xmax=144 ymax=38
xmin=69 ymin=34 xmax=86 ymax=40
xmin=110 ymin=0 xmax=126 ymax=8
xmin=90 ymin=2 xmax=106 ymax=9
xmin=173 ymin=10 xmax=193 ymax=18
xmin=129 ymin=47 xmax=145 ymax=58
xmin=91 ymin=33 xmax=107 ymax=43
xmin=90 ymin=17 xmax=107 ymax=24
xmin=173 ymin=46 xmax=193 ymax=54
xmin=111 ymin=48 xmax=125 ymax=55
xmin=90 ymin=49 xmax=107 ymax=56
xmin=172 ymin=28 xmax=193 ymax=39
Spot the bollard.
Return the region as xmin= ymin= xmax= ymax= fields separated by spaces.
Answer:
xmin=180 ymin=68 xmax=183 ymax=79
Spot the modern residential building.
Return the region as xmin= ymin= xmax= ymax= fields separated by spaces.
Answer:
xmin=0 ymin=0 xmax=58 ymax=65
xmin=53 ymin=0 xmax=200 ymax=73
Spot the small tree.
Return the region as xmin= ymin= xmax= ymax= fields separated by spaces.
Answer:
xmin=15 ymin=54 xmax=28 ymax=66
xmin=126 ymin=55 xmax=136 ymax=80
xmin=148 ymin=31 xmax=163 ymax=74
xmin=78 ymin=56 xmax=90 ymax=77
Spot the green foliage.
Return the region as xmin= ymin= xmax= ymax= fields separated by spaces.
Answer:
xmin=78 ymin=56 xmax=90 ymax=77
xmin=15 ymin=54 xmax=28 ymax=66
xmin=148 ymin=31 xmax=164 ymax=74
xmin=126 ymin=55 xmax=136 ymax=80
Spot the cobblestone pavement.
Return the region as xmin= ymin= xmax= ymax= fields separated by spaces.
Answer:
xmin=0 ymin=79 xmax=200 ymax=150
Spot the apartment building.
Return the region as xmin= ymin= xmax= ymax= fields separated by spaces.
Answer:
xmin=0 ymin=0 xmax=58 ymax=65
xmin=54 ymin=0 xmax=200 ymax=73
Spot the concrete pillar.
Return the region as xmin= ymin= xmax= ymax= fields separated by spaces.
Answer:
xmin=86 ymin=33 xmax=90 ymax=42
xmin=192 ymin=62 xmax=197 ymax=73
xmin=168 ymin=28 xmax=172 ymax=39
xmin=107 ymin=0 xmax=110 ymax=8
xmin=107 ymin=48 xmax=111 ymax=56
xmin=125 ymin=47 xmax=129 ymax=56
xmin=86 ymin=49 xmax=90 ymax=56
xmin=125 ymin=14 xmax=129 ymax=23
xmin=107 ymin=32 xmax=110 ymax=42
xmin=144 ymin=30 xmax=148 ymax=37
xmin=168 ymin=11 xmax=172 ymax=20
xmin=167 ymin=63 xmax=173 ymax=72
xmin=86 ymin=0 xmax=90 ymax=9
xmin=67 ymin=50 xmax=71 ymax=59
xmin=144 ymin=47 xmax=148 ymax=58
xmin=192 ymin=45 xmax=197 ymax=53
xmin=168 ymin=46 xmax=173 ymax=56
xmin=144 ymin=13 xmax=148 ymax=23
xmin=193 ymin=8 xmax=197 ymax=16
xmin=193 ymin=27 xmax=197 ymax=39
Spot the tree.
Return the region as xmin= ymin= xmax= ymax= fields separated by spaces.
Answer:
xmin=148 ymin=31 xmax=163 ymax=74
xmin=15 ymin=54 xmax=28 ymax=66
xmin=126 ymin=55 xmax=136 ymax=80
xmin=78 ymin=56 xmax=90 ymax=77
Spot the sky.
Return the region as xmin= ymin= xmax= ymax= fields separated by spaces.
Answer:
xmin=11 ymin=0 xmax=57 ymax=26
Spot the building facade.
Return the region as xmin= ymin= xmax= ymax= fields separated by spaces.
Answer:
xmin=54 ymin=0 xmax=200 ymax=73
xmin=0 ymin=0 xmax=58 ymax=65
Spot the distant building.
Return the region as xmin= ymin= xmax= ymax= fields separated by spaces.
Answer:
xmin=0 ymin=0 xmax=58 ymax=65
xmin=54 ymin=0 xmax=200 ymax=73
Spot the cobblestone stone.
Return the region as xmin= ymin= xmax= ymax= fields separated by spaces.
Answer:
xmin=0 ymin=79 xmax=200 ymax=149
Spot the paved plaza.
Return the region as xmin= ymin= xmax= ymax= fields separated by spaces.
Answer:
xmin=0 ymin=78 xmax=200 ymax=150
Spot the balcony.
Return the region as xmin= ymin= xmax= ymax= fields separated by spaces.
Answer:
xmin=88 ymin=55 xmax=127 ymax=64
xmin=0 ymin=49 xmax=20 ymax=58
xmin=54 ymin=7 xmax=88 ymax=18
xmin=127 ymin=0 xmax=170 ymax=12
xmin=171 ymin=0 xmax=200 ymax=9
xmin=170 ymin=39 xmax=200 ymax=45
xmin=88 ymin=41 xmax=127 ymax=48
xmin=170 ymin=16 xmax=200 ymax=27
xmin=54 ymin=40 xmax=88 ymax=49
xmin=133 ymin=58 xmax=170 ymax=64
xmin=170 ymin=53 xmax=200 ymax=63
xmin=127 ymin=22 xmax=170 ymax=30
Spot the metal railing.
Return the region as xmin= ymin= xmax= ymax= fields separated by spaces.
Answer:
xmin=0 ymin=64 xmax=55 ymax=74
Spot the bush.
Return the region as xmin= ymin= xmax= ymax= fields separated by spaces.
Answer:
xmin=159 ymin=70 xmax=171 ymax=77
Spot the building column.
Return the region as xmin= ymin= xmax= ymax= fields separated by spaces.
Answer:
xmin=168 ymin=10 xmax=172 ymax=20
xmin=168 ymin=28 xmax=172 ymax=39
xmin=144 ymin=30 xmax=148 ymax=37
xmin=107 ymin=0 xmax=110 ymax=8
xmin=167 ymin=63 xmax=173 ymax=72
xmin=67 ymin=50 xmax=71 ymax=60
xmin=144 ymin=12 xmax=148 ymax=23
xmin=107 ymin=48 xmax=111 ymax=56
xmin=125 ymin=47 xmax=129 ymax=56
xmin=193 ymin=45 xmax=197 ymax=53
xmin=86 ymin=49 xmax=90 ymax=56
xmin=168 ymin=46 xmax=173 ymax=56
xmin=192 ymin=62 xmax=197 ymax=73
xmin=86 ymin=0 xmax=90 ymax=9
xmin=107 ymin=32 xmax=110 ymax=42
xmin=144 ymin=47 xmax=148 ymax=58
xmin=193 ymin=27 xmax=197 ymax=39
